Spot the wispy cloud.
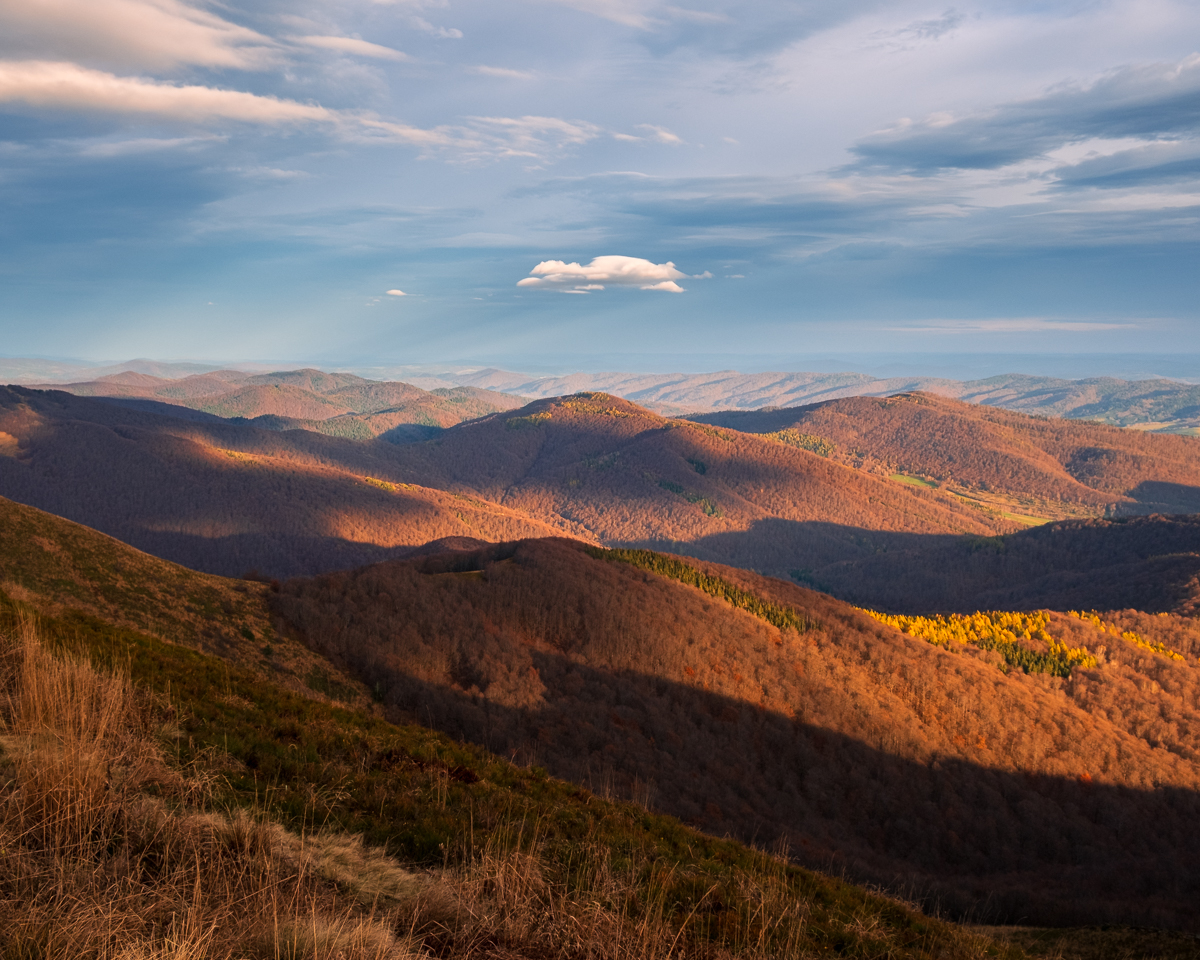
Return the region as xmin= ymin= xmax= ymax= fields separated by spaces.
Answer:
xmin=0 ymin=61 xmax=603 ymax=161
xmin=854 ymin=54 xmax=1200 ymax=173
xmin=471 ymin=65 xmax=536 ymax=80
xmin=0 ymin=60 xmax=335 ymax=124
xmin=292 ymin=35 xmax=409 ymax=62
xmin=891 ymin=318 xmax=1141 ymax=334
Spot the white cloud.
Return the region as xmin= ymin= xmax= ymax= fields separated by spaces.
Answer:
xmin=636 ymin=123 xmax=683 ymax=144
xmin=386 ymin=289 xmax=408 ymax=295
xmin=461 ymin=115 xmax=602 ymax=158
xmin=293 ymin=35 xmax=408 ymax=61
xmin=472 ymin=65 xmax=535 ymax=80
xmin=0 ymin=60 xmax=336 ymax=124
xmin=517 ymin=255 xmax=690 ymax=292
xmin=0 ymin=0 xmax=277 ymax=71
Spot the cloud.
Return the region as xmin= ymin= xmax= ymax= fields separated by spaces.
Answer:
xmin=636 ymin=123 xmax=683 ymax=144
xmin=471 ymin=65 xmax=535 ymax=80
xmin=386 ymin=288 xmax=407 ymax=295
xmin=0 ymin=60 xmax=337 ymax=124
xmin=293 ymin=36 xmax=408 ymax=61
xmin=892 ymin=318 xmax=1140 ymax=334
xmin=0 ymin=62 xmax=601 ymax=161
xmin=517 ymin=255 xmax=690 ymax=291
xmin=542 ymin=0 xmax=658 ymax=29
xmin=854 ymin=55 xmax=1200 ymax=173
xmin=460 ymin=115 xmax=602 ymax=158
xmin=0 ymin=0 xmax=277 ymax=71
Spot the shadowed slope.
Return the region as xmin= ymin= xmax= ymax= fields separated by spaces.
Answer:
xmin=0 ymin=387 xmax=566 ymax=577
xmin=274 ymin=537 xmax=1200 ymax=929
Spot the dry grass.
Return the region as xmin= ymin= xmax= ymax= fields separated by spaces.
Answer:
xmin=0 ymin=618 xmax=422 ymax=960
xmin=0 ymin=617 xmax=1013 ymax=960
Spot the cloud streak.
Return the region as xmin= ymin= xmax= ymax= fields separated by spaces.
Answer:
xmin=292 ymin=35 xmax=408 ymax=61
xmin=0 ymin=0 xmax=277 ymax=71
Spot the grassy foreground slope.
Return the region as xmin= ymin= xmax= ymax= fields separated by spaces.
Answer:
xmin=0 ymin=496 xmax=1020 ymax=960
xmin=275 ymin=537 xmax=1200 ymax=930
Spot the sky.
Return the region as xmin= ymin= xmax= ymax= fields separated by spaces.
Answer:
xmin=2 ymin=0 xmax=1200 ymax=373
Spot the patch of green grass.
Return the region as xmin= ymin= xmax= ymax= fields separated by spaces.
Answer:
xmin=890 ymin=473 xmax=938 ymax=488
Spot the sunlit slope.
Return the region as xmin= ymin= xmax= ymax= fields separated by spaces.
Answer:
xmin=0 ymin=497 xmax=1013 ymax=960
xmin=692 ymin=392 xmax=1200 ymax=517
xmin=0 ymin=387 xmax=565 ymax=577
xmin=0 ymin=387 xmax=1006 ymax=579
xmin=386 ymin=393 xmax=1007 ymax=558
xmin=0 ymin=494 xmax=367 ymax=704
xmin=274 ymin=537 xmax=1200 ymax=930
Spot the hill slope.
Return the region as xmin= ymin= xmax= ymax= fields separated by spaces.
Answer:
xmin=0 ymin=387 xmax=1006 ymax=579
xmin=691 ymin=391 xmax=1200 ymax=519
xmin=275 ymin=536 xmax=1200 ymax=930
xmin=0 ymin=491 xmax=1021 ymax=960
xmin=0 ymin=387 xmax=566 ymax=577
xmin=33 ymin=368 xmax=526 ymax=440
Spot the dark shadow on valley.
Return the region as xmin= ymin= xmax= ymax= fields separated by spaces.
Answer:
xmin=661 ymin=515 xmax=1200 ymax=615
xmin=293 ymin=641 xmax=1200 ymax=931
xmin=1122 ymin=479 xmax=1200 ymax=515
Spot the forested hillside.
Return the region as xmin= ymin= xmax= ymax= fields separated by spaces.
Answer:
xmin=274 ymin=536 xmax=1200 ymax=930
xmin=0 ymin=387 xmax=1006 ymax=579
xmin=691 ymin=392 xmax=1200 ymax=518
xmin=2 ymin=500 xmax=1008 ymax=960
xmin=36 ymin=368 xmax=525 ymax=440
xmin=0 ymin=387 xmax=566 ymax=576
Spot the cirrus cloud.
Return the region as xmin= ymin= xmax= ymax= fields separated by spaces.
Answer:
xmin=517 ymin=255 xmax=693 ymax=292
xmin=292 ymin=35 xmax=409 ymax=61
xmin=0 ymin=60 xmax=336 ymax=124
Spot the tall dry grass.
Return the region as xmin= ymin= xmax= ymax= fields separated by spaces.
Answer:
xmin=0 ymin=619 xmax=422 ymax=960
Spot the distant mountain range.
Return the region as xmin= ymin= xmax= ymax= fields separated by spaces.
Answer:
xmin=6 ymin=358 xmax=1200 ymax=432
xmin=410 ymin=367 xmax=1200 ymax=431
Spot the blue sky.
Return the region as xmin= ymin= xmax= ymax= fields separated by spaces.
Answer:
xmin=2 ymin=0 xmax=1199 ymax=371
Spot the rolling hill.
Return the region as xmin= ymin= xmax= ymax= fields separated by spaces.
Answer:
xmin=3 ymin=500 xmax=1017 ymax=960
xmin=5 ymin=493 xmax=1200 ymax=942
xmin=415 ymin=366 xmax=1200 ymax=431
xmin=690 ymin=391 xmax=1200 ymax=520
xmin=273 ymin=535 xmax=1200 ymax=929
xmin=0 ymin=386 xmax=1008 ymax=580
xmin=33 ymin=368 xmax=526 ymax=440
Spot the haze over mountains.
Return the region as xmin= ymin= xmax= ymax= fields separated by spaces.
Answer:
xmin=8 ymin=357 xmax=1200 ymax=433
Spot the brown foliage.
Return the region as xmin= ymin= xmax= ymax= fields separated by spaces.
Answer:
xmin=692 ymin=392 xmax=1200 ymax=514
xmin=274 ymin=538 xmax=1200 ymax=929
